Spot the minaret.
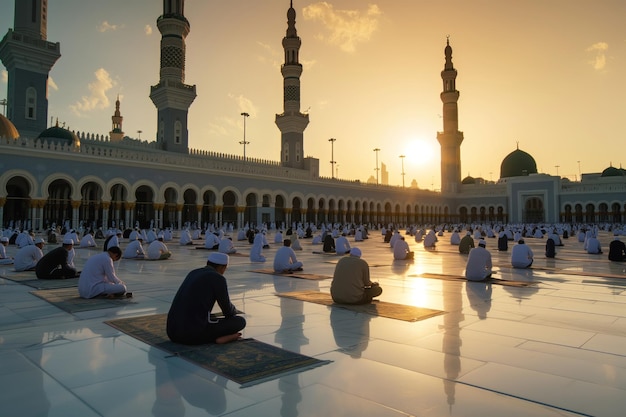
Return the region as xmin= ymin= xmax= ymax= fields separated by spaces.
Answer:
xmin=436 ymin=38 xmax=464 ymax=194
xmin=275 ymin=1 xmax=309 ymax=169
xmin=110 ymin=95 xmax=124 ymax=142
xmin=149 ymin=0 xmax=196 ymax=153
xmin=0 ymin=0 xmax=61 ymax=138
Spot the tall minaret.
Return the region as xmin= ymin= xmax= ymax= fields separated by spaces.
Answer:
xmin=436 ymin=38 xmax=464 ymax=194
xmin=275 ymin=1 xmax=309 ymax=169
xmin=149 ymin=0 xmax=196 ymax=153
xmin=110 ymin=95 xmax=124 ymax=142
xmin=0 ymin=0 xmax=61 ymax=138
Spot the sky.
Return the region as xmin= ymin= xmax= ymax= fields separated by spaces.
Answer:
xmin=1 ymin=0 xmax=625 ymax=190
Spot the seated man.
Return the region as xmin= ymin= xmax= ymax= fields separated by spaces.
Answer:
xmin=459 ymin=232 xmax=475 ymax=254
xmin=147 ymin=235 xmax=172 ymax=260
xmin=167 ymin=252 xmax=246 ymax=345
xmin=423 ymin=230 xmax=437 ymax=248
xmin=608 ymin=234 xmax=626 ymax=262
xmin=79 ymin=231 xmax=97 ymax=248
xmin=322 ymin=234 xmax=336 ymax=253
xmin=123 ymin=236 xmax=146 ymax=259
xmin=331 ymin=247 xmax=382 ymax=304
xmin=218 ymin=237 xmax=237 ymax=254
xmin=585 ymin=235 xmax=603 ymax=254
xmin=273 ymin=239 xmax=303 ymax=273
xmin=335 ymin=233 xmax=351 ymax=255
xmin=35 ymin=238 xmax=79 ymax=279
xmin=204 ymin=232 xmax=220 ymax=250
xmin=14 ymin=237 xmax=45 ymax=271
xmin=0 ymin=236 xmax=13 ymax=265
xmin=545 ymin=238 xmax=556 ymax=258
xmin=179 ymin=229 xmax=193 ymax=246
xmin=393 ymin=236 xmax=414 ymax=260
xmin=511 ymin=239 xmax=534 ymax=268
xmin=465 ymin=239 xmax=492 ymax=281
xmin=78 ymin=247 xmax=128 ymax=298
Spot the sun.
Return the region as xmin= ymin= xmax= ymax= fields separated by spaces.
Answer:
xmin=403 ymin=138 xmax=436 ymax=163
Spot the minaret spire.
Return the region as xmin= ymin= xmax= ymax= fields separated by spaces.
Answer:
xmin=149 ymin=0 xmax=197 ymax=153
xmin=0 ymin=0 xmax=61 ymax=138
xmin=436 ymin=37 xmax=464 ymax=194
xmin=276 ymin=1 xmax=309 ymax=169
xmin=110 ymin=95 xmax=124 ymax=142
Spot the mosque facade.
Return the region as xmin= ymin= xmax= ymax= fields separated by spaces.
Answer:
xmin=0 ymin=0 xmax=624 ymax=232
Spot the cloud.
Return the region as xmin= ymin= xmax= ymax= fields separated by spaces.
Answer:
xmin=586 ymin=42 xmax=608 ymax=70
xmin=48 ymin=76 xmax=58 ymax=91
xmin=302 ymin=2 xmax=381 ymax=53
xmin=228 ymin=93 xmax=258 ymax=118
xmin=144 ymin=25 xmax=152 ymax=36
xmin=69 ymin=68 xmax=115 ymax=116
xmin=98 ymin=21 xmax=119 ymax=33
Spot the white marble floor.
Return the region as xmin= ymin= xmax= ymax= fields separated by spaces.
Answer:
xmin=1 ymin=229 xmax=625 ymax=417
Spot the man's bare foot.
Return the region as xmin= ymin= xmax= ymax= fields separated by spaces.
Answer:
xmin=216 ymin=333 xmax=242 ymax=344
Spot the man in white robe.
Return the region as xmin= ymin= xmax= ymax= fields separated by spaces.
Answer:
xmin=0 ymin=237 xmax=14 ymax=264
xmin=511 ymin=239 xmax=534 ymax=268
xmin=465 ymin=239 xmax=492 ymax=281
xmin=204 ymin=232 xmax=220 ymax=250
xmin=147 ymin=236 xmax=171 ymax=260
xmin=123 ymin=237 xmax=146 ymax=259
xmin=78 ymin=247 xmax=127 ymax=298
xmin=273 ymin=239 xmax=303 ymax=272
xmin=393 ymin=237 xmax=414 ymax=260
xmin=335 ymin=233 xmax=351 ymax=255
xmin=14 ymin=238 xmax=45 ymax=271
xmin=218 ymin=237 xmax=237 ymax=254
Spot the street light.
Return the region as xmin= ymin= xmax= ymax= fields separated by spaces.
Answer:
xmin=399 ymin=155 xmax=406 ymax=187
xmin=137 ymin=130 xmax=142 ymax=140
xmin=329 ymin=138 xmax=337 ymax=179
xmin=240 ymin=112 xmax=250 ymax=160
xmin=373 ymin=148 xmax=381 ymax=185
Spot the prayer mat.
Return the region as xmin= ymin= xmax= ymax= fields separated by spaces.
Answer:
xmin=18 ymin=278 xmax=78 ymax=290
xmin=30 ymin=287 xmax=135 ymax=313
xmin=412 ymin=272 xmax=537 ymax=287
xmin=0 ymin=270 xmax=37 ymax=282
xmin=312 ymin=251 xmax=347 ymax=256
xmin=250 ymin=269 xmax=331 ymax=280
xmin=276 ymin=290 xmax=445 ymax=322
xmin=105 ymin=313 xmax=330 ymax=387
xmin=324 ymin=260 xmax=390 ymax=267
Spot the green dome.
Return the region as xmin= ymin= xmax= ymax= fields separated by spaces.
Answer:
xmin=0 ymin=114 xmax=19 ymax=140
xmin=461 ymin=176 xmax=475 ymax=184
xmin=37 ymin=125 xmax=80 ymax=148
xmin=500 ymin=148 xmax=537 ymax=178
xmin=601 ymin=166 xmax=626 ymax=177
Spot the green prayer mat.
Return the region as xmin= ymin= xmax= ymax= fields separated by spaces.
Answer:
xmin=19 ymin=278 xmax=78 ymax=290
xmin=0 ymin=270 xmax=37 ymax=282
xmin=277 ymin=290 xmax=446 ymax=322
xmin=30 ymin=287 xmax=135 ymax=313
xmin=413 ymin=272 xmax=538 ymax=287
xmin=250 ymin=269 xmax=331 ymax=280
xmin=105 ymin=313 xmax=330 ymax=387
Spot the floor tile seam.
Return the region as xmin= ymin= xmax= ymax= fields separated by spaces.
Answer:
xmin=516 ymin=340 xmax=626 ymax=370
xmin=461 ymin=323 xmax=592 ymax=348
xmin=453 ymin=378 xmax=594 ymax=417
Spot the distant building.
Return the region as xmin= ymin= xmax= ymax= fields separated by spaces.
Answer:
xmin=0 ymin=1 xmax=624 ymax=231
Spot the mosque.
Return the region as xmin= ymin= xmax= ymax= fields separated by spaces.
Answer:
xmin=0 ymin=0 xmax=624 ymax=232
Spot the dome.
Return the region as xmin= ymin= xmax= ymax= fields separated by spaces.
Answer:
xmin=37 ymin=124 xmax=80 ymax=148
xmin=461 ymin=175 xmax=475 ymax=184
xmin=0 ymin=114 xmax=19 ymax=140
xmin=500 ymin=147 xmax=537 ymax=178
xmin=601 ymin=166 xmax=626 ymax=177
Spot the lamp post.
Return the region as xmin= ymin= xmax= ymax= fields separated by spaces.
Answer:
xmin=373 ymin=148 xmax=381 ymax=185
xmin=240 ymin=112 xmax=250 ymax=160
xmin=399 ymin=155 xmax=406 ymax=187
xmin=555 ymin=165 xmax=560 ymax=176
xmin=137 ymin=130 xmax=142 ymax=140
xmin=329 ymin=138 xmax=336 ymax=179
